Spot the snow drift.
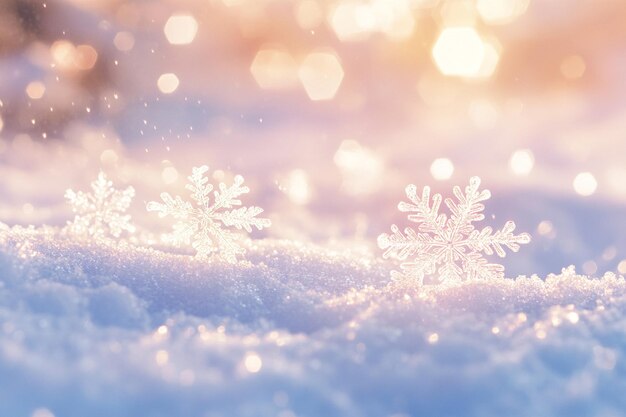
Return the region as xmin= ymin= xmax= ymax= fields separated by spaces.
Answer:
xmin=1 ymin=226 xmax=625 ymax=417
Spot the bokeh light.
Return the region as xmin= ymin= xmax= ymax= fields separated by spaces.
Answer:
xmin=509 ymin=149 xmax=535 ymax=176
xmin=250 ymin=48 xmax=299 ymax=90
xmin=164 ymin=14 xmax=199 ymax=45
xmin=114 ymin=31 xmax=136 ymax=51
xmin=244 ymin=352 xmax=263 ymax=373
xmin=430 ymin=158 xmax=455 ymax=181
xmin=432 ymin=27 xmax=486 ymax=78
xmin=26 ymin=82 xmax=46 ymax=100
xmin=298 ymin=51 xmax=344 ymax=101
xmin=157 ymin=73 xmax=180 ymax=94
xmin=476 ymin=0 xmax=530 ymax=25
xmin=573 ymin=172 xmax=598 ymax=196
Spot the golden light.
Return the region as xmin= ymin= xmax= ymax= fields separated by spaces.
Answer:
xmin=298 ymin=51 xmax=344 ymax=101
xmin=432 ymin=27 xmax=485 ymax=77
xmin=370 ymin=0 xmax=415 ymax=41
xmin=114 ymin=31 xmax=135 ymax=51
xmin=329 ymin=0 xmax=414 ymax=42
xmin=164 ymin=14 xmax=199 ymax=45
xmin=51 ymin=41 xmax=97 ymax=71
xmin=26 ymin=81 xmax=46 ymax=100
xmin=475 ymin=40 xmax=501 ymax=78
xmin=250 ymin=48 xmax=299 ymax=90
xmin=430 ymin=158 xmax=454 ymax=181
xmin=560 ymin=55 xmax=586 ymax=80
xmin=74 ymin=45 xmax=98 ymax=70
xmin=427 ymin=333 xmax=439 ymax=344
xmin=509 ymin=149 xmax=535 ymax=176
xmin=573 ymin=172 xmax=597 ymax=196
xmin=329 ymin=1 xmax=374 ymax=42
xmin=476 ymin=0 xmax=529 ymax=25
xmin=618 ymin=260 xmax=626 ymax=275
xmin=244 ymin=352 xmax=263 ymax=373
xmin=51 ymin=40 xmax=76 ymax=69
xmin=438 ymin=0 xmax=477 ymax=26
xmin=295 ymin=0 xmax=323 ymax=29
xmin=157 ymin=73 xmax=180 ymax=94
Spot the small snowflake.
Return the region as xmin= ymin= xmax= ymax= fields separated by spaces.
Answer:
xmin=378 ymin=176 xmax=530 ymax=284
xmin=65 ymin=172 xmax=136 ymax=239
xmin=147 ymin=165 xmax=271 ymax=263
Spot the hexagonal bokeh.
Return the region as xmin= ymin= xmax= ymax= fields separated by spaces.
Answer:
xmin=432 ymin=27 xmax=486 ymax=77
xmin=164 ymin=14 xmax=198 ymax=45
xmin=298 ymin=51 xmax=344 ymax=101
xmin=250 ymin=48 xmax=299 ymax=90
xmin=476 ymin=0 xmax=530 ymax=25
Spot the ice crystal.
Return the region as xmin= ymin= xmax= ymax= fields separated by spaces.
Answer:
xmin=378 ymin=176 xmax=530 ymax=284
xmin=147 ymin=165 xmax=271 ymax=263
xmin=65 ymin=172 xmax=136 ymax=239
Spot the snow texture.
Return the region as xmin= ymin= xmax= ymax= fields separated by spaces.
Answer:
xmin=147 ymin=165 xmax=271 ymax=263
xmin=379 ymin=177 xmax=531 ymax=284
xmin=65 ymin=172 xmax=136 ymax=240
xmin=1 ymin=225 xmax=625 ymax=417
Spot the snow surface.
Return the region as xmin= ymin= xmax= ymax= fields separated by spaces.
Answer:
xmin=1 ymin=225 xmax=625 ymax=417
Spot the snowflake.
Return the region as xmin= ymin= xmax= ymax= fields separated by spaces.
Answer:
xmin=65 ymin=172 xmax=136 ymax=239
xmin=378 ymin=176 xmax=530 ymax=284
xmin=147 ymin=165 xmax=271 ymax=263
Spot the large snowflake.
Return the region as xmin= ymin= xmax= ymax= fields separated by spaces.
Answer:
xmin=147 ymin=165 xmax=271 ymax=263
xmin=65 ymin=172 xmax=136 ymax=239
xmin=378 ymin=176 xmax=530 ymax=284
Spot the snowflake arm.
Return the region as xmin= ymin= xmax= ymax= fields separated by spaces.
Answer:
xmin=65 ymin=172 xmax=135 ymax=240
xmin=146 ymin=193 xmax=194 ymax=219
xmin=378 ymin=176 xmax=530 ymax=284
xmin=147 ymin=165 xmax=271 ymax=262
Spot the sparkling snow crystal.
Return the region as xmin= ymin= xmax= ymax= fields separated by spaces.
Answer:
xmin=65 ymin=171 xmax=136 ymax=239
xmin=378 ymin=176 xmax=531 ymax=284
xmin=147 ymin=165 xmax=271 ymax=263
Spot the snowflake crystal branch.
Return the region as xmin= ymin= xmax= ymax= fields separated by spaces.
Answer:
xmin=147 ymin=165 xmax=271 ymax=263
xmin=378 ymin=176 xmax=531 ymax=284
xmin=65 ymin=172 xmax=136 ymax=239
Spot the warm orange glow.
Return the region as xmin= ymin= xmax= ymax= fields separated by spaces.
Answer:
xmin=295 ymin=0 xmax=323 ymax=29
xmin=26 ymin=81 xmax=46 ymax=100
xmin=164 ymin=14 xmax=199 ymax=45
xmin=250 ymin=48 xmax=299 ymax=90
xmin=51 ymin=40 xmax=76 ymax=69
xmin=560 ymin=55 xmax=586 ymax=79
xmin=432 ymin=27 xmax=486 ymax=77
xmin=75 ymin=45 xmax=98 ymax=70
xmin=476 ymin=0 xmax=529 ymax=25
xmin=157 ymin=73 xmax=180 ymax=94
xmin=298 ymin=51 xmax=344 ymax=101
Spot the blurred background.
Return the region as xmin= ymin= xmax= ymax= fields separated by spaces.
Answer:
xmin=0 ymin=0 xmax=625 ymax=277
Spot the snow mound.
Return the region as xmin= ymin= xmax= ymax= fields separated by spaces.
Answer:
xmin=1 ymin=227 xmax=625 ymax=417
